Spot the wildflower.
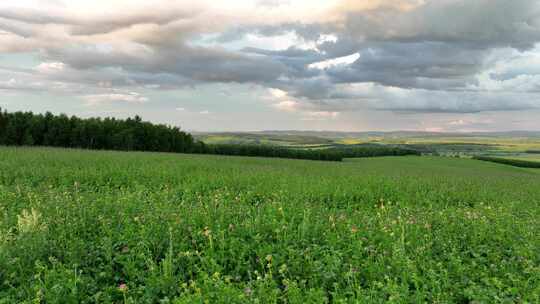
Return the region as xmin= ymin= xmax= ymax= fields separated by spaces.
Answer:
xmin=118 ymin=283 xmax=128 ymax=292
xmin=202 ymin=227 xmax=211 ymax=237
xmin=351 ymin=226 xmax=358 ymax=234
xmin=279 ymin=264 xmax=288 ymax=274
xmin=244 ymin=287 xmax=253 ymax=297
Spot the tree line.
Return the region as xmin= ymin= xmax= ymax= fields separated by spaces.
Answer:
xmin=0 ymin=108 xmax=342 ymax=161
xmin=0 ymin=108 xmax=201 ymax=153
xmin=327 ymin=145 xmax=421 ymax=158
xmin=0 ymin=108 xmax=422 ymax=162
xmin=473 ymin=156 xmax=540 ymax=168
xmin=200 ymin=144 xmax=343 ymax=161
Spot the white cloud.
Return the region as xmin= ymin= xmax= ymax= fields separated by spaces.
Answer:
xmin=308 ymin=52 xmax=360 ymax=70
xmin=3 ymin=78 xmax=17 ymax=87
xmin=268 ymin=88 xmax=288 ymax=99
xmin=34 ymin=62 xmax=66 ymax=74
xmin=81 ymin=92 xmax=148 ymax=106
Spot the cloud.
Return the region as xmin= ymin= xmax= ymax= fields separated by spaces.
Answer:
xmin=0 ymin=77 xmax=48 ymax=92
xmin=301 ymin=111 xmax=340 ymax=121
xmin=335 ymin=0 xmax=540 ymax=49
xmin=81 ymin=92 xmax=148 ymax=106
xmin=324 ymin=41 xmax=483 ymax=90
xmin=308 ymin=52 xmax=359 ymax=70
xmin=34 ymin=62 xmax=66 ymax=74
xmin=1 ymin=0 xmax=540 ymax=117
xmin=273 ymin=100 xmax=299 ymax=112
xmin=1 ymin=78 xmax=17 ymax=87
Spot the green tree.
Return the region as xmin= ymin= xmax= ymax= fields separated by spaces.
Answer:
xmin=0 ymin=107 xmax=6 ymax=144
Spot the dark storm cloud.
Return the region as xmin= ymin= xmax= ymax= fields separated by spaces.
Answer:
xmin=325 ymin=41 xmax=483 ymax=90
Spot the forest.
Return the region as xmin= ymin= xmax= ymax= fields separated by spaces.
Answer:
xmin=0 ymin=107 xmax=199 ymax=153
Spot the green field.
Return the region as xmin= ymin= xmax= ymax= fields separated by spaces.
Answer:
xmin=1 ymin=147 xmax=539 ymax=303
xmin=196 ymin=131 xmax=540 ymax=158
xmin=195 ymin=133 xmax=335 ymax=148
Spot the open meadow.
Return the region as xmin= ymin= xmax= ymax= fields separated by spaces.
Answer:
xmin=0 ymin=147 xmax=539 ymax=303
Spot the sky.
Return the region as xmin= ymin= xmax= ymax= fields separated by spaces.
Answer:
xmin=1 ymin=0 xmax=540 ymax=132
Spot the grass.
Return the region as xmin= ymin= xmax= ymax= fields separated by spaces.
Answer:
xmin=0 ymin=147 xmax=539 ymax=303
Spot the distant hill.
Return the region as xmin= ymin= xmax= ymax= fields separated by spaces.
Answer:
xmin=194 ymin=130 xmax=540 ymax=156
xmin=195 ymin=130 xmax=540 ymax=144
xmin=251 ymin=130 xmax=540 ymax=139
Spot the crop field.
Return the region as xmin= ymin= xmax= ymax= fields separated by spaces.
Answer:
xmin=0 ymin=147 xmax=539 ymax=303
xmin=195 ymin=133 xmax=335 ymax=148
